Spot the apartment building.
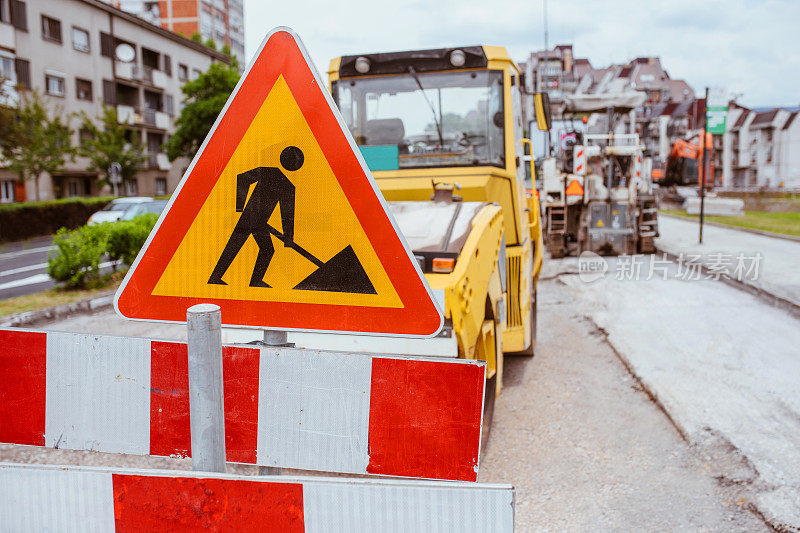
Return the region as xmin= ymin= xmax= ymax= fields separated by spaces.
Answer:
xmin=108 ymin=0 xmax=244 ymax=61
xmin=722 ymin=106 xmax=800 ymax=188
xmin=0 ymin=0 xmax=229 ymax=203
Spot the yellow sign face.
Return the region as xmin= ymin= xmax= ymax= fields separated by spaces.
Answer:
xmin=153 ymin=76 xmax=402 ymax=309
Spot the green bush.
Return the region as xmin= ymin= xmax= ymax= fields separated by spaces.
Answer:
xmin=47 ymin=224 xmax=110 ymax=289
xmin=107 ymin=214 xmax=158 ymax=265
xmin=46 ymin=214 xmax=158 ymax=289
xmin=0 ymin=196 xmax=114 ymax=243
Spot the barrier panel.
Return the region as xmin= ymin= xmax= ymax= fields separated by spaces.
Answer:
xmin=0 ymin=327 xmax=485 ymax=481
xmin=0 ymin=462 xmax=514 ymax=532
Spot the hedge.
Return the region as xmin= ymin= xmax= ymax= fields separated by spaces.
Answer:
xmin=0 ymin=196 xmax=114 ymax=243
xmin=47 ymin=214 xmax=158 ymax=289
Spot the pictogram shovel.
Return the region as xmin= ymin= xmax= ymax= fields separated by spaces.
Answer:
xmin=266 ymin=225 xmax=377 ymax=294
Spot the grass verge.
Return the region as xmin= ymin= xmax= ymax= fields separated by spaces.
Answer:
xmin=0 ymin=272 xmax=124 ymax=318
xmin=661 ymin=209 xmax=800 ymax=238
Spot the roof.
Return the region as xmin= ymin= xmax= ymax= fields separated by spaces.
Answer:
xmin=751 ymin=109 xmax=779 ymax=126
xmin=732 ymin=109 xmax=751 ymax=129
xmin=665 ymin=79 xmax=693 ymax=101
xmin=782 ymin=111 xmax=798 ymax=130
xmin=79 ymin=0 xmax=230 ymax=62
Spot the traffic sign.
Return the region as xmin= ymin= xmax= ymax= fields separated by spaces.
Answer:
xmin=0 ymin=328 xmax=486 ymax=481
xmin=114 ymin=27 xmax=442 ymax=337
xmin=0 ymin=463 xmax=514 ymax=532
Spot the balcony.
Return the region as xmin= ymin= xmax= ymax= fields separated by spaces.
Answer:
xmin=0 ymin=22 xmax=14 ymax=50
xmin=147 ymin=152 xmax=171 ymax=171
xmin=117 ymin=105 xmax=170 ymax=130
xmin=115 ymin=62 xmax=167 ymax=89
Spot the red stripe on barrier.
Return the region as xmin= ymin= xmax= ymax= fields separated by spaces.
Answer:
xmin=221 ymin=345 xmax=260 ymax=463
xmin=112 ymin=474 xmax=304 ymax=532
xmin=0 ymin=330 xmax=46 ymax=446
xmin=366 ymin=358 xmax=484 ymax=481
xmin=149 ymin=342 xmax=260 ymax=462
xmin=150 ymin=341 xmax=191 ymax=458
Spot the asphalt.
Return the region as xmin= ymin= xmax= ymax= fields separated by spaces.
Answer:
xmin=0 ymin=235 xmax=56 ymax=299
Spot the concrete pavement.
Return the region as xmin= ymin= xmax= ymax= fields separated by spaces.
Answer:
xmin=562 ymin=255 xmax=800 ymax=530
xmin=656 ymin=214 xmax=800 ymax=308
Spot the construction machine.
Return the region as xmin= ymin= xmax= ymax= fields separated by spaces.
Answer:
xmin=541 ymin=94 xmax=658 ymax=256
xmin=327 ymin=45 xmax=545 ymax=398
xmin=661 ymin=133 xmax=715 ymax=187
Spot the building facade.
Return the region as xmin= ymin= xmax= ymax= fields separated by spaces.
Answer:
xmin=0 ymin=0 xmax=229 ymax=203
xmin=108 ymin=0 xmax=244 ymax=61
xmin=721 ymin=106 xmax=800 ymax=188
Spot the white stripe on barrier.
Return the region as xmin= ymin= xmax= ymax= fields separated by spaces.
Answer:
xmin=0 ymin=466 xmax=115 ymax=533
xmin=257 ymin=348 xmax=372 ymax=472
xmin=45 ymin=332 xmax=151 ymax=454
xmin=302 ymin=480 xmax=514 ymax=532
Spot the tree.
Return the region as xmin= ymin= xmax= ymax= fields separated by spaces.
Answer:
xmin=0 ymin=77 xmax=22 ymax=160
xmin=5 ymin=91 xmax=74 ymax=201
xmin=190 ymin=32 xmax=203 ymax=43
xmin=204 ymin=38 xmax=217 ymax=50
xmin=78 ymin=106 xmax=147 ymax=191
xmin=165 ymin=59 xmax=240 ymax=161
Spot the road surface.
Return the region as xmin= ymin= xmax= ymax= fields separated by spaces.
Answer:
xmin=657 ymin=214 xmax=800 ymax=307
xmin=0 ymin=236 xmax=56 ymax=299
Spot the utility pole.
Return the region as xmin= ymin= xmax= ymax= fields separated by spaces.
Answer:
xmin=543 ymin=0 xmax=550 ymax=155
xmin=699 ymin=87 xmax=708 ymax=244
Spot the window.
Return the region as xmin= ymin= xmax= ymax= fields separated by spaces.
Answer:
xmin=191 ymin=68 xmax=201 ymax=80
xmin=72 ymin=26 xmax=89 ymax=52
xmin=45 ymin=73 xmax=65 ymax=96
xmin=0 ymin=0 xmax=8 ymax=23
xmin=155 ymin=177 xmax=167 ymax=196
xmin=125 ymin=178 xmax=138 ymax=196
xmin=67 ymin=180 xmax=79 ymax=198
xmin=178 ymin=63 xmax=188 ymax=81
xmin=75 ymin=78 xmax=92 ymax=101
xmin=41 ymin=15 xmax=61 ymax=44
xmin=10 ymin=0 xmax=27 ymax=32
xmin=1 ymin=180 xmax=15 ymax=203
xmin=78 ymin=128 xmax=93 ymax=147
xmin=0 ymin=54 xmax=15 ymax=84
xmin=14 ymin=58 xmax=30 ymax=88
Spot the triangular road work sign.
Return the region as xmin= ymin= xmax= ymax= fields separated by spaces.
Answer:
xmin=115 ymin=27 xmax=443 ymax=337
xmin=565 ymin=179 xmax=584 ymax=196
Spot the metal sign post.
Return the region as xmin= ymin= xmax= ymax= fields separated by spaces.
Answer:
xmin=699 ymin=87 xmax=708 ymax=244
xmin=187 ymin=304 xmax=226 ymax=473
xmin=108 ymin=162 xmax=122 ymax=197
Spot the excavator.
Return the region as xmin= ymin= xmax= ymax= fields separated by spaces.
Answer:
xmin=662 ymin=133 xmax=715 ymax=187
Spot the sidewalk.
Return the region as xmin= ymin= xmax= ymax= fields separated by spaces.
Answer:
xmin=656 ymin=215 xmax=800 ymax=308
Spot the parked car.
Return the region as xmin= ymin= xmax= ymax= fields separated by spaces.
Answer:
xmin=119 ymin=200 xmax=168 ymax=221
xmin=88 ymin=197 xmax=153 ymax=224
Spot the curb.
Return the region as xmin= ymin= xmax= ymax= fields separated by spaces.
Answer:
xmin=659 ymin=212 xmax=800 ymax=243
xmin=0 ymin=291 xmax=115 ymax=328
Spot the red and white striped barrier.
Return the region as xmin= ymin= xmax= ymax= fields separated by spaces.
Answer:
xmin=0 ymin=328 xmax=485 ymax=481
xmin=0 ymin=462 xmax=514 ymax=532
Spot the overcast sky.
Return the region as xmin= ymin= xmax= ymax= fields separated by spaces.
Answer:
xmin=243 ymin=0 xmax=798 ymax=108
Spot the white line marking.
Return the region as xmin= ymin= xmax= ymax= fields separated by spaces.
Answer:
xmin=0 ymin=261 xmax=118 ymax=291
xmin=0 ymin=262 xmax=48 ymax=278
xmin=0 ymin=273 xmax=51 ymax=291
xmin=0 ymin=245 xmax=55 ymax=260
